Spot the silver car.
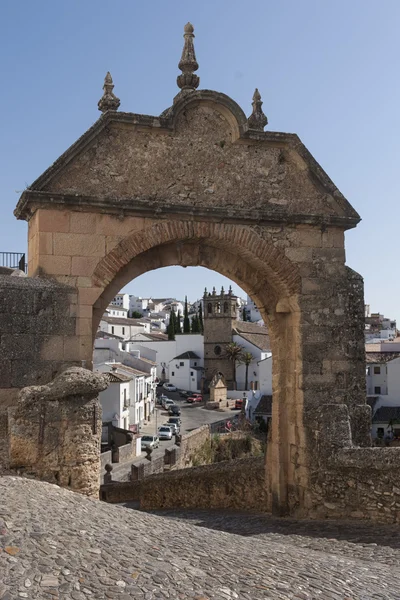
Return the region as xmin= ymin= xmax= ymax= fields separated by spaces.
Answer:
xmin=158 ymin=426 xmax=173 ymax=440
xmin=141 ymin=435 xmax=159 ymax=451
xmin=163 ymin=422 xmax=179 ymax=435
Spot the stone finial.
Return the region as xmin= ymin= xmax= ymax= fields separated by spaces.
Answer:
xmin=221 ymin=286 xmax=225 ymax=296
xmin=228 ymin=285 xmax=233 ymax=295
xmin=204 ymin=287 xmax=208 ymax=296
xmin=247 ymin=88 xmax=268 ymax=130
xmin=212 ymin=286 xmax=216 ymax=296
xmin=177 ymin=22 xmax=200 ymax=91
xmin=98 ymin=71 xmax=120 ymax=113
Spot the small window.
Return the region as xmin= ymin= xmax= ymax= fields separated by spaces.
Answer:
xmin=122 ymin=327 xmax=125 ymax=335
xmin=124 ymin=389 xmax=127 ymax=401
xmin=374 ymin=366 xmax=381 ymax=375
xmin=171 ymin=371 xmax=175 ymax=377
xmin=224 ymin=302 xmax=228 ymax=313
xmin=374 ymin=386 xmax=381 ymax=394
xmin=366 ymin=367 xmax=371 ymax=375
xmin=180 ymin=362 xmax=184 ymax=366
xmin=377 ymin=427 xmax=384 ymax=438
xmin=190 ymin=371 xmax=194 ymax=376
xmin=111 ymin=326 xmax=114 ymax=334
xmin=194 ymin=362 xmax=197 ymax=366
xmin=207 ymin=302 xmax=212 ymax=314
xmin=214 ymin=345 xmax=221 ymax=356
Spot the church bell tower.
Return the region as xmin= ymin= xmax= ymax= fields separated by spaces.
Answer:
xmin=203 ymin=286 xmax=237 ymax=388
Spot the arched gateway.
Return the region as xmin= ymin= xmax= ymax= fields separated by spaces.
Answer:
xmin=14 ymin=24 xmax=370 ymax=517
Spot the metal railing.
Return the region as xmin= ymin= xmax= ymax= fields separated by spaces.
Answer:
xmin=0 ymin=252 xmax=26 ymax=272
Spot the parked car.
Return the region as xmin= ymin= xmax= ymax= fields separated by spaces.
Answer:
xmin=187 ymin=394 xmax=203 ymax=403
xmin=158 ymin=426 xmax=173 ymax=440
xmin=168 ymin=416 xmax=181 ymax=427
xmin=163 ymin=383 xmax=177 ymax=392
xmin=179 ymin=390 xmax=191 ymax=398
xmin=141 ymin=435 xmax=159 ymax=451
xmin=156 ymin=381 xmax=164 ymax=387
xmin=163 ymin=399 xmax=176 ymax=410
xmin=168 ymin=404 xmax=181 ymax=416
xmin=163 ymin=422 xmax=180 ymax=435
xmin=234 ymin=399 xmax=244 ymax=410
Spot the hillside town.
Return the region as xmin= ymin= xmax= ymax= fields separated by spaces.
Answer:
xmin=95 ymin=285 xmax=400 ymax=470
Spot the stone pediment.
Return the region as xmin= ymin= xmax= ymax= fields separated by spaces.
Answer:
xmin=15 ymin=89 xmax=360 ymax=229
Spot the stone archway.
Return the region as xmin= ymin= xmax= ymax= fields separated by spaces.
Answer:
xmin=13 ymin=24 xmax=369 ymax=517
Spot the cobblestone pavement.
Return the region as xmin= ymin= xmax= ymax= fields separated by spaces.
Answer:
xmin=1 ymin=477 xmax=400 ymax=600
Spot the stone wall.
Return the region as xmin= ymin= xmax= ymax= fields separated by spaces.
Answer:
xmin=140 ymin=457 xmax=267 ymax=511
xmin=177 ymin=425 xmax=210 ymax=468
xmin=8 ymin=367 xmax=107 ymax=497
xmin=0 ymin=273 xmax=79 ymax=467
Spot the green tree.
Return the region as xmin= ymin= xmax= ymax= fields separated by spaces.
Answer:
xmin=240 ymin=351 xmax=254 ymax=391
xmin=167 ymin=311 xmax=176 ymax=340
xmin=183 ymin=296 xmax=191 ymax=333
xmin=198 ymin=304 xmax=204 ymax=334
xmin=242 ymin=307 xmax=247 ymax=321
xmin=131 ymin=310 xmax=143 ymax=319
xmin=191 ymin=314 xmax=200 ymax=333
xmin=175 ymin=310 xmax=182 ymax=334
xmin=224 ymin=342 xmax=244 ymax=390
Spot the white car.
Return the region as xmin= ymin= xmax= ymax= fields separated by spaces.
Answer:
xmin=158 ymin=426 xmax=173 ymax=440
xmin=163 ymin=399 xmax=175 ymax=410
xmin=163 ymin=383 xmax=177 ymax=392
xmin=141 ymin=435 xmax=159 ymax=451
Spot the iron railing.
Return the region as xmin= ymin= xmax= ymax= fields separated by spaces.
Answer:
xmin=0 ymin=252 xmax=26 ymax=272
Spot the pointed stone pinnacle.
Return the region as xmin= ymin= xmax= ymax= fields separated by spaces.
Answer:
xmin=98 ymin=71 xmax=120 ymax=113
xmin=247 ymin=88 xmax=268 ymax=131
xmin=177 ymin=22 xmax=200 ymax=91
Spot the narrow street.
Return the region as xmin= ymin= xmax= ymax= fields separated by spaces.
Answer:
xmin=106 ymin=391 xmax=237 ymax=482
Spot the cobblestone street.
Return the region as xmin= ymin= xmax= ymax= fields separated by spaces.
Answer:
xmin=1 ymin=476 xmax=400 ymax=599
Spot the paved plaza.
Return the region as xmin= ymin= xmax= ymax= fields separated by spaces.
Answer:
xmin=1 ymin=476 xmax=400 ymax=599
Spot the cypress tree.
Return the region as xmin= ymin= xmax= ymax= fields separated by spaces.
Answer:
xmin=183 ymin=295 xmax=191 ymax=333
xmin=176 ymin=310 xmax=182 ymax=334
xmin=191 ymin=314 xmax=200 ymax=333
xmin=167 ymin=310 xmax=176 ymax=340
xmin=242 ymin=307 xmax=248 ymax=321
xmin=198 ymin=304 xmax=204 ymax=334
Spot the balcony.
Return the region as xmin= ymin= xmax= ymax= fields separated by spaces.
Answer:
xmin=0 ymin=252 xmax=27 ymax=273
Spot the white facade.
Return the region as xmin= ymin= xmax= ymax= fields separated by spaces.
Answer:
xmin=105 ymin=305 xmax=129 ymax=318
xmin=98 ymin=375 xmax=130 ymax=430
xmin=128 ymin=334 xmax=204 ymax=379
xmin=233 ymin=334 xmax=269 ymax=391
xmin=168 ymin=353 xmax=203 ymax=392
xmin=111 ymin=294 xmax=130 ymax=311
xmin=99 ymin=317 xmax=151 ymax=341
xmin=244 ymin=294 xmax=263 ymax=323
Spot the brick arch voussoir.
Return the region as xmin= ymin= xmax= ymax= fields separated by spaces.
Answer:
xmin=92 ymin=220 xmax=301 ymax=297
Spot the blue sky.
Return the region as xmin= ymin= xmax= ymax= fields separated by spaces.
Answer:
xmin=1 ymin=1 xmax=399 ymax=314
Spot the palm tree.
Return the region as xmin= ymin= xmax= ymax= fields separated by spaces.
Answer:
xmin=240 ymin=351 xmax=254 ymax=391
xmin=224 ymin=342 xmax=243 ymax=390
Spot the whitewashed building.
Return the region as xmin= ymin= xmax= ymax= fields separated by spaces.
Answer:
xmin=111 ymin=293 xmax=130 ymax=311
xmin=168 ymin=351 xmax=203 ymax=392
xmin=99 ymin=316 xmax=151 ymax=340
xmin=99 ymin=370 xmax=131 ymax=430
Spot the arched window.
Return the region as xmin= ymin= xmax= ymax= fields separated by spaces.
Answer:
xmin=216 ymin=302 xmax=221 ymax=313
xmin=224 ymin=302 xmax=228 ymax=313
xmin=207 ymin=302 xmax=212 ymax=314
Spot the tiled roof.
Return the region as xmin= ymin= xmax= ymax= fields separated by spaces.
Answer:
xmin=102 ymin=316 xmax=147 ymax=326
xmin=233 ymin=321 xmax=270 ymax=351
xmin=372 ymin=406 xmax=400 ymax=424
xmin=109 ymin=363 xmax=148 ymax=377
xmin=366 ymin=352 xmax=400 ymax=364
xmin=131 ymin=332 xmax=168 ymax=341
xmin=104 ymin=371 xmax=132 ymax=383
xmin=254 ymin=395 xmax=272 ymax=415
xmin=172 ymin=351 xmax=200 ymax=360
xmin=95 ymin=330 xmax=124 ymax=340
